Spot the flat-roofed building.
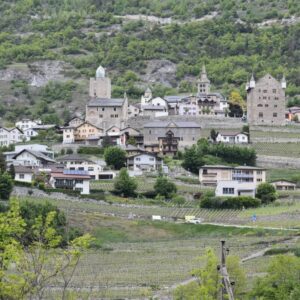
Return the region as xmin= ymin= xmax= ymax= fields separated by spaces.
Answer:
xmin=199 ymin=165 xmax=266 ymax=186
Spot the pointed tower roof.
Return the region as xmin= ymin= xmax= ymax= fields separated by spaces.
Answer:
xmin=96 ymin=65 xmax=105 ymax=78
xmin=199 ymin=64 xmax=210 ymax=83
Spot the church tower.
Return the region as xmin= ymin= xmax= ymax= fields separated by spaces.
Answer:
xmin=197 ymin=65 xmax=211 ymax=94
xmin=89 ymin=65 xmax=111 ymax=99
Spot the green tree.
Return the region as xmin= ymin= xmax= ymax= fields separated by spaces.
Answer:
xmin=250 ymin=255 xmax=300 ymax=300
xmin=127 ymin=136 xmax=136 ymax=146
xmin=0 ymin=199 xmax=93 ymax=299
xmin=174 ymin=248 xmax=220 ymax=300
xmin=0 ymin=172 xmax=13 ymax=200
xmin=226 ymin=255 xmax=246 ymax=297
xmin=8 ymin=164 xmax=15 ymax=179
xmin=0 ymin=152 xmax=6 ymax=173
xmin=104 ymin=146 xmax=126 ymax=170
xmin=256 ymin=182 xmax=277 ymax=204
xmin=210 ymin=129 xmax=218 ymax=142
xmin=113 ymin=168 xmax=137 ymax=197
xmin=154 ymin=175 xmax=177 ymax=199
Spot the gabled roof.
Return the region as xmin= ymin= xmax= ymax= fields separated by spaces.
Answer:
xmin=0 ymin=127 xmax=24 ymax=134
xmin=87 ymin=98 xmax=125 ymax=107
xmin=76 ymin=121 xmax=103 ymax=131
xmin=12 ymin=149 xmax=56 ymax=163
xmin=218 ymin=131 xmax=247 ymax=137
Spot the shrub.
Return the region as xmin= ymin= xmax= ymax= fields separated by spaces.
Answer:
xmin=154 ymin=176 xmax=177 ymax=199
xmin=200 ymin=195 xmax=261 ymax=209
xmin=113 ymin=168 xmax=137 ymax=197
xmin=256 ymin=183 xmax=277 ymax=204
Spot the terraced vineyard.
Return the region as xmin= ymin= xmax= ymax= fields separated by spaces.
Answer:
xmin=252 ymin=142 xmax=300 ymax=157
xmin=91 ymin=179 xmax=206 ymax=194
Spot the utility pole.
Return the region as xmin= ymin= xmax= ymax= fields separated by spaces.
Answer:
xmin=219 ymin=240 xmax=235 ymax=300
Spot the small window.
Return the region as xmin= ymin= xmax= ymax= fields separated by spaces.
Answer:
xmin=273 ymin=113 xmax=277 ymax=117
xmin=263 ymin=90 xmax=267 ymax=93
xmin=19 ymin=174 xmax=25 ymax=179
xmin=257 ymin=104 xmax=263 ymax=107
xmin=114 ymin=107 xmax=116 ymax=111
xmin=102 ymin=108 xmax=105 ymax=111
xmin=272 ymin=89 xmax=277 ymax=93
xmin=265 ymin=104 xmax=268 ymax=107
xmin=274 ymin=105 xmax=277 ymax=108
xmin=259 ymin=112 xmax=263 ymax=118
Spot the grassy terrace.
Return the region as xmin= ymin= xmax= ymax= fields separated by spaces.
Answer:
xmin=91 ymin=178 xmax=207 ymax=194
xmin=267 ymin=168 xmax=300 ymax=182
xmin=252 ymin=142 xmax=300 ymax=157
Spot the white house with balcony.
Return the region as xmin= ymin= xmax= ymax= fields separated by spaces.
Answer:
xmin=57 ymin=154 xmax=115 ymax=180
xmin=127 ymin=153 xmax=163 ymax=172
xmin=199 ymin=165 xmax=266 ymax=186
xmin=216 ymin=131 xmax=249 ymax=144
xmin=49 ymin=170 xmax=91 ymax=194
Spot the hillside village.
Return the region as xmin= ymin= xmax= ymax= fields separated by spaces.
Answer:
xmin=0 ymin=64 xmax=296 ymax=197
xmin=1 ymin=1 xmax=300 ymax=299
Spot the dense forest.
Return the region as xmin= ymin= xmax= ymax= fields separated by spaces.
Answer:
xmin=0 ymin=0 xmax=299 ymax=123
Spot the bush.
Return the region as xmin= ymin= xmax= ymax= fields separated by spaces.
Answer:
xmin=113 ymin=168 xmax=137 ymax=197
xmin=200 ymin=194 xmax=261 ymax=209
xmin=256 ymin=183 xmax=277 ymax=204
xmin=154 ymin=176 xmax=177 ymax=199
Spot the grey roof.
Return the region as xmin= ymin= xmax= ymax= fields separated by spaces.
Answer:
xmin=142 ymin=105 xmax=167 ymax=111
xmin=144 ymin=121 xmax=201 ymax=128
xmin=57 ymin=154 xmax=94 ymax=163
xmin=87 ymin=98 xmax=125 ymax=107
xmin=14 ymin=166 xmax=35 ymax=174
xmin=164 ymin=95 xmax=188 ymax=103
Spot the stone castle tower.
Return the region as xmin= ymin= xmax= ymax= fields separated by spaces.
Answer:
xmin=246 ymin=73 xmax=286 ymax=126
xmin=89 ymin=65 xmax=111 ymax=98
xmin=197 ymin=65 xmax=211 ymax=94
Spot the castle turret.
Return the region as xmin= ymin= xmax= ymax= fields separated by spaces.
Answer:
xmin=89 ymin=65 xmax=111 ymax=98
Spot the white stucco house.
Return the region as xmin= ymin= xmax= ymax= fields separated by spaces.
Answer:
xmin=215 ymin=180 xmax=257 ymax=198
xmin=127 ymin=153 xmax=163 ymax=172
xmin=15 ymin=119 xmax=41 ymax=130
xmin=11 ymin=149 xmax=56 ymax=167
xmin=216 ymin=132 xmax=249 ymax=144
xmin=57 ymin=154 xmax=116 ymax=180
xmin=14 ymin=166 xmax=35 ymax=183
xmin=0 ymin=127 xmax=25 ymax=146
